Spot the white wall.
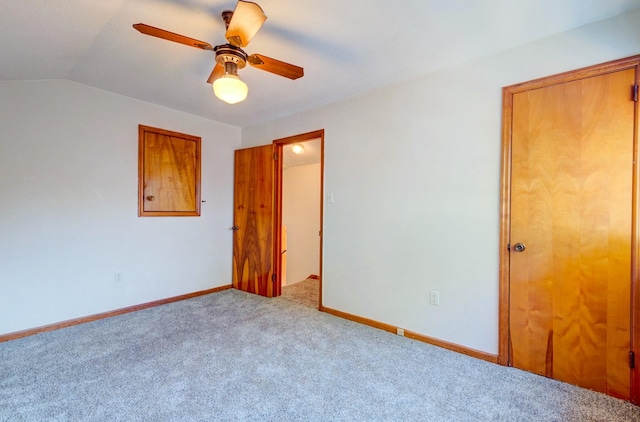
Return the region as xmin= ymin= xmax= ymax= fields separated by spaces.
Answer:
xmin=0 ymin=80 xmax=240 ymax=335
xmin=242 ymin=9 xmax=640 ymax=354
xmin=283 ymin=163 xmax=321 ymax=285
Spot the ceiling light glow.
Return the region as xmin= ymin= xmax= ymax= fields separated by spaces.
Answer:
xmin=213 ymin=75 xmax=248 ymax=104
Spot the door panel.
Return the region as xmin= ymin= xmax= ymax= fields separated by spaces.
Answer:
xmin=138 ymin=125 xmax=201 ymax=216
xmin=509 ymin=68 xmax=635 ymax=399
xmin=233 ymin=145 xmax=277 ymax=297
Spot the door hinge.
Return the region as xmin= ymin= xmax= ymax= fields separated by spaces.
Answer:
xmin=634 ymin=84 xmax=638 ymax=102
xmin=630 ymin=351 xmax=636 ymax=369
xmin=507 ymin=243 xmax=510 ymax=251
xmin=273 ymin=152 xmax=278 ymax=160
xmin=272 ymin=273 xmax=277 ymax=283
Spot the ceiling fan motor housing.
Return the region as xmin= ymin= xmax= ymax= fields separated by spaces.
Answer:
xmin=214 ymin=44 xmax=248 ymax=76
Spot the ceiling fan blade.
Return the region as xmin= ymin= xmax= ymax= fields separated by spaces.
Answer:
xmin=133 ymin=23 xmax=213 ymax=51
xmin=248 ymin=54 xmax=304 ymax=80
xmin=225 ymin=1 xmax=267 ymax=47
xmin=207 ymin=63 xmax=225 ymax=84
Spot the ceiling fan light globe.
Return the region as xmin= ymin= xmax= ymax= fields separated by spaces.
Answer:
xmin=213 ymin=75 xmax=248 ymax=104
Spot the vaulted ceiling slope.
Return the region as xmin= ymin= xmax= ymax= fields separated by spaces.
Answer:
xmin=2 ymin=0 xmax=640 ymax=128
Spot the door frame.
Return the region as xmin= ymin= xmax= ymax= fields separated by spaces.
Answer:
xmin=498 ymin=55 xmax=640 ymax=403
xmin=273 ymin=130 xmax=325 ymax=308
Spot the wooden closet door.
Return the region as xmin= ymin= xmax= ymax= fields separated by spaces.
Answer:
xmin=509 ymin=68 xmax=636 ymax=400
xmin=232 ymin=145 xmax=277 ymax=297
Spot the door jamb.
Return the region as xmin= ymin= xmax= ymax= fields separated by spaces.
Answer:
xmin=273 ymin=130 xmax=325 ymax=308
xmin=498 ymin=55 xmax=640 ymax=404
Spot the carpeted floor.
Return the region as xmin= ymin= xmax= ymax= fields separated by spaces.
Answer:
xmin=1 ymin=288 xmax=639 ymax=421
xmin=281 ymin=278 xmax=319 ymax=309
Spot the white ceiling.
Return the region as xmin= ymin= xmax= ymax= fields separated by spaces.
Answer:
xmin=2 ymin=0 xmax=640 ymax=128
xmin=283 ymin=138 xmax=321 ymax=169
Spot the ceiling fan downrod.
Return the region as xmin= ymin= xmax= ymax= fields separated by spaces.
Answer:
xmin=221 ymin=10 xmax=234 ymax=30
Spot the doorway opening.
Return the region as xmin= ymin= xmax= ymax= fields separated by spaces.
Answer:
xmin=274 ymin=130 xmax=324 ymax=309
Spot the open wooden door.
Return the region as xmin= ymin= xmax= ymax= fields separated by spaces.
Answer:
xmin=501 ymin=58 xmax=640 ymax=402
xmin=232 ymin=145 xmax=279 ymax=297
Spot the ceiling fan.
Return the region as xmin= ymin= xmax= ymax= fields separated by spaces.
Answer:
xmin=133 ymin=0 xmax=304 ymax=104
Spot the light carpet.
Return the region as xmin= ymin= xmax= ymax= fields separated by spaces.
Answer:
xmin=281 ymin=278 xmax=319 ymax=309
xmin=1 ymin=288 xmax=639 ymax=421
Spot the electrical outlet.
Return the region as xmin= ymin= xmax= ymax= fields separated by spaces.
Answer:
xmin=114 ymin=272 xmax=123 ymax=283
xmin=430 ymin=290 xmax=440 ymax=306
xmin=396 ymin=328 xmax=405 ymax=336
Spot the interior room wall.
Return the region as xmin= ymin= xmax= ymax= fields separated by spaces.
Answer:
xmin=282 ymin=163 xmax=321 ymax=285
xmin=241 ymin=9 xmax=640 ymax=354
xmin=0 ymin=79 xmax=240 ymax=335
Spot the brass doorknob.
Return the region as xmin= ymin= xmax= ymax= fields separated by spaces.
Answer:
xmin=146 ymin=195 xmax=155 ymax=201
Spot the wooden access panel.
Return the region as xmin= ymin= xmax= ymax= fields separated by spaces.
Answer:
xmin=138 ymin=125 xmax=201 ymax=217
xmin=232 ymin=145 xmax=276 ymax=297
xmin=508 ymin=68 xmax=636 ymax=400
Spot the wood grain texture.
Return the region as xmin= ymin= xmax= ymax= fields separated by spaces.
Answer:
xmin=0 ymin=285 xmax=232 ymax=343
xmin=133 ymin=24 xmax=214 ymax=50
xmin=248 ymin=54 xmax=304 ymax=80
xmin=320 ymin=306 xmax=499 ymax=364
xmin=583 ymin=71 xmax=634 ymax=397
xmin=207 ymin=63 xmax=224 ymax=84
xmin=224 ymin=0 xmax=266 ymax=47
xmin=138 ymin=125 xmax=201 ymax=217
xmin=317 ymin=132 xmax=324 ymax=310
xmin=498 ymin=88 xmax=514 ymax=366
xmin=233 ymin=145 xmax=275 ymax=296
xmin=509 ymin=69 xmax=635 ymax=400
xmin=632 ymin=66 xmax=640 ymax=406
xmin=273 ymin=143 xmax=284 ymax=297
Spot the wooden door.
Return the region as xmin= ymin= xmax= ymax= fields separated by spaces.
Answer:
xmin=138 ymin=125 xmax=201 ymax=217
xmin=508 ymin=68 xmax=636 ymax=400
xmin=232 ymin=145 xmax=278 ymax=297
